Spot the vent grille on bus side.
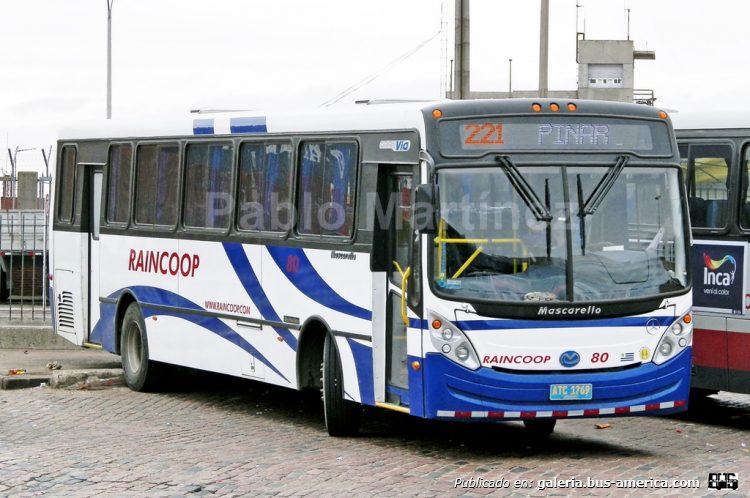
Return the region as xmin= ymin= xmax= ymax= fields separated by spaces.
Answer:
xmin=56 ymin=291 xmax=75 ymax=331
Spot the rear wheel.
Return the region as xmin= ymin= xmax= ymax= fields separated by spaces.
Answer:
xmin=121 ymin=303 xmax=160 ymax=392
xmin=322 ymin=333 xmax=361 ymax=436
xmin=523 ymin=419 xmax=556 ymax=435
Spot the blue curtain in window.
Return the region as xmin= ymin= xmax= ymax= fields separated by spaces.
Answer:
xmin=329 ymin=144 xmax=353 ymax=230
xmin=299 ymin=144 xmax=322 ymax=233
xmin=264 ymin=146 xmax=280 ymax=228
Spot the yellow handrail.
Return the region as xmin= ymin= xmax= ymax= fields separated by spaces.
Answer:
xmin=452 ymin=246 xmax=484 ymax=278
xmin=433 ymin=230 xmax=529 ymax=277
xmin=392 ymin=262 xmax=411 ymax=327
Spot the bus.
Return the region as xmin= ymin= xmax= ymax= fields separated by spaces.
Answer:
xmin=50 ymin=98 xmax=692 ymax=435
xmin=672 ymin=111 xmax=750 ymax=396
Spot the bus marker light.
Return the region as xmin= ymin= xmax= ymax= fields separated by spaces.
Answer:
xmin=152 ymin=317 xmax=157 ymax=321
xmin=277 ymin=336 xmax=284 ymax=342
xmin=442 ymin=344 xmax=451 ymax=354
xmin=432 ymin=319 xmax=442 ymax=329
xmin=411 ymin=361 xmax=421 ymax=371
xmin=432 ymin=110 xmax=442 ymax=118
xmin=532 ymin=103 xmax=542 ymax=112
xmin=550 ymin=103 xmax=560 ymax=112
xmin=683 ymin=314 xmax=691 ymax=324
xmin=567 ymin=103 xmax=577 ymax=112
xmin=659 ymin=110 xmax=668 ymax=119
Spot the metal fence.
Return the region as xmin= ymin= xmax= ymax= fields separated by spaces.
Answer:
xmin=0 ymin=210 xmax=49 ymax=321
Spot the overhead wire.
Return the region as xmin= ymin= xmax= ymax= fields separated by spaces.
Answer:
xmin=320 ymin=31 xmax=441 ymax=107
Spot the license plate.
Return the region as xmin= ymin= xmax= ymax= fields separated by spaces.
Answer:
xmin=550 ymin=383 xmax=593 ymax=400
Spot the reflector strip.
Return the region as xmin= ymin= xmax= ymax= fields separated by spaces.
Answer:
xmin=436 ymin=400 xmax=687 ymax=419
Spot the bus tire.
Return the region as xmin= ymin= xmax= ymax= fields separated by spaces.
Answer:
xmin=523 ymin=419 xmax=556 ymax=435
xmin=121 ymin=303 xmax=160 ymax=392
xmin=322 ymin=333 xmax=361 ymax=436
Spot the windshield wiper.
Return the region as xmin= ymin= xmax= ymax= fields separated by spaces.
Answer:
xmin=577 ymin=174 xmax=587 ymax=255
xmin=496 ymin=155 xmax=552 ymax=222
xmin=581 ymin=155 xmax=630 ymax=216
xmin=577 ymin=155 xmax=630 ymax=255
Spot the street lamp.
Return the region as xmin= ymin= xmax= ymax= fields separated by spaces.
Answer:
xmin=106 ymin=0 xmax=114 ymax=119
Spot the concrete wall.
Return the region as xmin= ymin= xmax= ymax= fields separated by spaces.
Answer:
xmin=17 ymin=171 xmax=38 ymax=210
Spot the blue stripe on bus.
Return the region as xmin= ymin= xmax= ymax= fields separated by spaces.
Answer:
xmin=230 ymin=116 xmax=267 ymax=134
xmin=193 ymin=118 xmax=214 ymax=135
xmin=347 ymin=338 xmax=374 ymax=405
xmin=266 ymin=246 xmax=372 ymax=321
xmin=222 ymin=243 xmax=299 ymax=350
xmin=457 ymin=315 xmax=678 ymax=331
xmin=107 ymin=286 xmax=289 ymax=382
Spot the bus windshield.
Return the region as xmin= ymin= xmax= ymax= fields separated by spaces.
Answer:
xmin=433 ymin=163 xmax=687 ymax=304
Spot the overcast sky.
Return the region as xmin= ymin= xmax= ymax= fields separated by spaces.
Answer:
xmin=1 ymin=0 xmax=748 ymax=172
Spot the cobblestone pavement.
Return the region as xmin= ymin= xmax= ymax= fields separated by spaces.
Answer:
xmin=1 ymin=372 xmax=749 ymax=498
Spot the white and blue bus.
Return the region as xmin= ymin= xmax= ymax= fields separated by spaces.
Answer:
xmin=51 ymin=99 xmax=692 ymax=435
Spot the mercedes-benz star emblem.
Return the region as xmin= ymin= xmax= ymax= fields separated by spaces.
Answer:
xmin=646 ymin=318 xmax=661 ymax=335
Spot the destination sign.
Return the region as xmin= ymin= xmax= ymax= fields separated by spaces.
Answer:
xmin=438 ymin=116 xmax=672 ymax=156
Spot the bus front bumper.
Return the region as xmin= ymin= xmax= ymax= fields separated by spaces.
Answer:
xmin=423 ymin=347 xmax=691 ymax=420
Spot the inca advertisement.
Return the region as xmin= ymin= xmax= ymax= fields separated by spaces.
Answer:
xmin=692 ymin=240 xmax=747 ymax=314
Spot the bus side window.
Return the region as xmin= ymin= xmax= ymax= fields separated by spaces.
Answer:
xmin=184 ymin=143 xmax=233 ymax=230
xmin=297 ymin=141 xmax=357 ymax=238
xmin=57 ymin=145 xmax=77 ymax=223
xmin=684 ymin=144 xmax=732 ymax=229
xmin=135 ymin=144 xmax=180 ymax=227
xmin=106 ymin=144 xmax=132 ymax=225
xmin=741 ymin=145 xmax=750 ymax=229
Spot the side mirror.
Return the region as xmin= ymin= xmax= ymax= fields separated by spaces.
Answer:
xmin=414 ymin=184 xmax=439 ymax=235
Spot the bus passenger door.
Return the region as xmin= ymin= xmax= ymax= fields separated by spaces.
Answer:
xmin=373 ymin=166 xmax=421 ymax=410
xmin=88 ymin=167 xmax=103 ymax=342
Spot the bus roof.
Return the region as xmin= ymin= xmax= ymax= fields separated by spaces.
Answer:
xmin=57 ymin=101 xmax=437 ymax=141
xmin=57 ymin=98 xmax=669 ymax=141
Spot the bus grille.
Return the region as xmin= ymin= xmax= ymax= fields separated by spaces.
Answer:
xmin=56 ymin=291 xmax=75 ymax=332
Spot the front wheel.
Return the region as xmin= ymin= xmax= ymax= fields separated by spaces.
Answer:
xmin=121 ymin=303 xmax=161 ymax=392
xmin=322 ymin=333 xmax=361 ymax=436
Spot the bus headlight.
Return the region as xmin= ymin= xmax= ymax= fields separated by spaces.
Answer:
xmin=427 ymin=311 xmax=480 ymax=370
xmin=456 ymin=346 xmax=470 ymax=361
xmin=659 ymin=342 xmax=672 ymax=356
xmin=653 ymin=311 xmax=693 ymax=365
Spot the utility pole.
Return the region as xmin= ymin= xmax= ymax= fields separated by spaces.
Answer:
xmin=539 ymin=0 xmax=549 ymax=98
xmin=509 ymin=59 xmax=512 ymax=95
xmin=106 ymin=0 xmax=114 ymax=119
xmin=449 ymin=59 xmax=454 ymax=99
xmin=454 ymin=0 xmax=470 ymax=99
